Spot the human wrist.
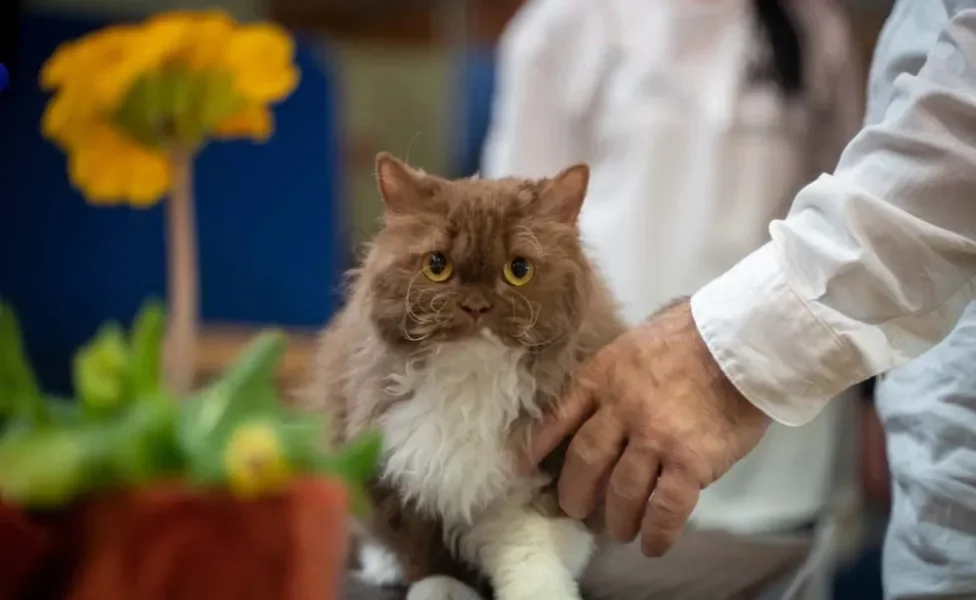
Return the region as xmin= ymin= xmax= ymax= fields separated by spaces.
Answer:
xmin=652 ymin=298 xmax=769 ymax=426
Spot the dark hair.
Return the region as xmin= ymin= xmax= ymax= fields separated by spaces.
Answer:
xmin=754 ymin=0 xmax=804 ymax=96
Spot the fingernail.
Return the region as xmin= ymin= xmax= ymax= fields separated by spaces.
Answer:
xmin=559 ymin=498 xmax=585 ymax=521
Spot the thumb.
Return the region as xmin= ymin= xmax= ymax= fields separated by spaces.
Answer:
xmin=520 ymin=381 xmax=596 ymax=474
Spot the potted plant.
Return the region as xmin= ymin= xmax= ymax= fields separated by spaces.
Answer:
xmin=40 ymin=10 xmax=300 ymax=394
xmin=0 ymin=301 xmax=378 ymax=600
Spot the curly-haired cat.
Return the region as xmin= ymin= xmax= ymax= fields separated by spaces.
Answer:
xmin=302 ymin=153 xmax=625 ymax=600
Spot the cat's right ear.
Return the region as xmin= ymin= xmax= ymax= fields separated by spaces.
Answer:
xmin=376 ymin=152 xmax=434 ymax=214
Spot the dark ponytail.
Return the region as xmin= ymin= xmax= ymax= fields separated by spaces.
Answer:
xmin=754 ymin=0 xmax=804 ymax=96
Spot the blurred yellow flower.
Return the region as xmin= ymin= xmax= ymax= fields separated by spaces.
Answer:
xmin=67 ymin=124 xmax=171 ymax=207
xmin=224 ymin=421 xmax=293 ymax=499
xmin=40 ymin=10 xmax=300 ymax=207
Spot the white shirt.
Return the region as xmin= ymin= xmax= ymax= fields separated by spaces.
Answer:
xmin=691 ymin=0 xmax=976 ymax=428
xmin=482 ymin=0 xmax=863 ymax=532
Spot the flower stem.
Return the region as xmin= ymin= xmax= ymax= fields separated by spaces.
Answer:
xmin=163 ymin=147 xmax=198 ymax=395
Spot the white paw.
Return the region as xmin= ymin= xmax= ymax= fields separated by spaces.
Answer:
xmin=551 ymin=518 xmax=595 ymax=578
xmin=406 ymin=576 xmax=483 ymax=600
xmin=495 ymin=580 xmax=581 ymax=600
xmin=354 ymin=542 xmax=404 ymax=587
xmin=493 ymin=561 xmax=582 ymax=600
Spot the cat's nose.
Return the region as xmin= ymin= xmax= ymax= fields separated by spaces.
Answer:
xmin=460 ymin=298 xmax=493 ymax=318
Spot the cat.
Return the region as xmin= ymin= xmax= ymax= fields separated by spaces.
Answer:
xmin=301 ymin=153 xmax=625 ymax=600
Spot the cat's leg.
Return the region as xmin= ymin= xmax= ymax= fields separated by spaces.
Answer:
xmin=354 ymin=540 xmax=404 ymax=587
xmin=460 ymin=505 xmax=595 ymax=600
xmin=406 ymin=576 xmax=483 ymax=600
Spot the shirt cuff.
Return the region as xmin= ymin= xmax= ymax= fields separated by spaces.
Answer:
xmin=690 ymin=244 xmax=858 ymax=426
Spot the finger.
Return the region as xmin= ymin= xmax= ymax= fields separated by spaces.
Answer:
xmin=605 ymin=443 xmax=660 ymax=543
xmin=558 ymin=408 xmax=626 ymax=520
xmin=640 ymin=468 xmax=700 ymax=557
xmin=522 ymin=382 xmax=597 ymax=473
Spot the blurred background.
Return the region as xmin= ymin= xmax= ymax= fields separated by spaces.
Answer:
xmin=0 ymin=0 xmax=893 ymax=598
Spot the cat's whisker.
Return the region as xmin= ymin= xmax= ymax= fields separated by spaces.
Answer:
xmin=401 ymin=271 xmax=441 ymax=339
xmin=512 ymin=310 xmax=574 ymax=349
xmin=505 ymin=289 xmax=549 ymax=347
xmin=526 ymin=328 xmax=570 ymax=348
xmin=427 ymin=292 xmax=452 ymax=317
xmin=515 ymin=291 xmax=541 ymax=335
xmin=402 ymin=325 xmax=435 ymax=342
xmin=403 ymin=270 xmax=425 ymax=312
xmin=526 ymin=315 xmax=574 ymax=348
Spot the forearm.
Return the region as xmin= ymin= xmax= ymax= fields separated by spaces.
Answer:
xmin=692 ymin=8 xmax=976 ymax=425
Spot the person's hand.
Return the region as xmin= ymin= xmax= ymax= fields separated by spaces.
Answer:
xmin=524 ymin=300 xmax=770 ymax=556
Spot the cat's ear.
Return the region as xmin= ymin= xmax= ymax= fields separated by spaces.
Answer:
xmin=539 ymin=164 xmax=589 ymax=224
xmin=375 ymin=152 xmax=435 ymax=213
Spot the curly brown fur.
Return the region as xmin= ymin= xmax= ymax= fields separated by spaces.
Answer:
xmin=301 ymin=154 xmax=624 ymax=599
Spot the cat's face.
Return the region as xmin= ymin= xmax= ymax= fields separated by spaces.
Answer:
xmin=362 ymin=154 xmax=594 ymax=351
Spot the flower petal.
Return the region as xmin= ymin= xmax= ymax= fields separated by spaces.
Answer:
xmin=67 ymin=124 xmax=170 ymax=206
xmin=224 ymin=24 xmax=300 ymax=103
xmin=213 ymin=105 xmax=273 ymax=142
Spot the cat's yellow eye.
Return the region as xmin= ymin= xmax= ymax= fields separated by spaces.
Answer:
xmin=422 ymin=251 xmax=454 ymax=283
xmin=503 ymin=257 xmax=534 ymax=286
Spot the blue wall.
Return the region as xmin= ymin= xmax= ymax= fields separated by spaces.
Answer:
xmin=454 ymin=46 xmax=496 ymax=177
xmin=0 ymin=12 xmax=345 ymax=393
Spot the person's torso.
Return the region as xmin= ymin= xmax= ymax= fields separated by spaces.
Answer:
xmin=575 ymin=0 xmax=851 ymax=533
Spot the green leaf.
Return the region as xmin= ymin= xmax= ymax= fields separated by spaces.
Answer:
xmin=313 ymin=456 xmax=374 ymax=518
xmin=277 ymin=412 xmax=327 ymax=469
xmin=101 ymin=395 xmax=181 ymax=486
xmin=129 ymin=300 xmax=166 ymax=397
xmin=0 ymin=394 xmax=184 ymax=509
xmin=73 ymin=323 xmax=130 ymax=416
xmin=0 ymin=426 xmax=105 ymax=508
xmin=331 ymin=429 xmax=382 ymax=485
xmin=312 ymin=429 xmax=383 ymax=518
xmin=45 ymin=396 xmax=84 ymax=426
xmin=0 ymin=301 xmax=46 ymax=426
xmin=178 ymin=331 xmax=286 ymax=482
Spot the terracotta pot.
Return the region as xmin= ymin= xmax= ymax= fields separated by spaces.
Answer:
xmin=66 ymin=478 xmax=349 ymax=600
xmin=0 ymin=503 xmax=53 ymax=600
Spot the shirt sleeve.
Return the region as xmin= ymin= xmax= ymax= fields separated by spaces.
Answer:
xmin=479 ymin=0 xmax=607 ymax=179
xmin=691 ymin=8 xmax=976 ymax=427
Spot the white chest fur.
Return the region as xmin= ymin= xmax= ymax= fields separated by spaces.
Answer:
xmin=380 ymin=336 xmax=538 ymax=525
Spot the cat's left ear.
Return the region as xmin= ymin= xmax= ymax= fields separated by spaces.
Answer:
xmin=539 ymin=164 xmax=590 ymax=225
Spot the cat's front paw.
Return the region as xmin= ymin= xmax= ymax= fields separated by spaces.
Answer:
xmin=406 ymin=576 xmax=483 ymax=600
xmin=494 ymin=575 xmax=582 ymax=600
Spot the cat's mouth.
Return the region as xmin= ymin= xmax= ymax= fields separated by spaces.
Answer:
xmin=399 ymin=312 xmax=554 ymax=350
xmin=401 ymin=319 xmax=503 ymax=345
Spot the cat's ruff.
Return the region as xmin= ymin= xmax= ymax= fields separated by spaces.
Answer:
xmin=376 ymin=332 xmax=594 ymax=600
xmin=380 ymin=331 xmax=540 ymax=526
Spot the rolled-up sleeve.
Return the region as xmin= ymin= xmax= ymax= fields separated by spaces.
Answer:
xmin=692 ymin=7 xmax=976 ymax=426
